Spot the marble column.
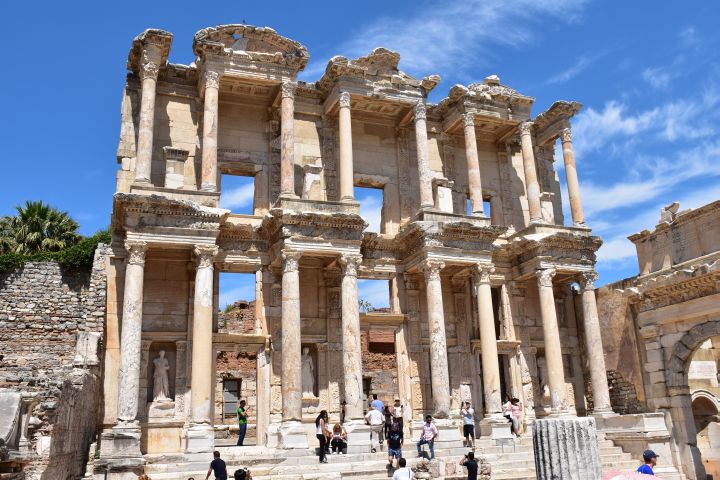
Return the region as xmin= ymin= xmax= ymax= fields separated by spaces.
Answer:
xmin=339 ymin=254 xmax=364 ymax=420
xmin=281 ymin=251 xmax=303 ymax=421
xmin=560 ymin=127 xmax=586 ymax=226
xmin=200 ymin=69 xmax=220 ymax=192
xmin=474 ymin=264 xmax=502 ymax=417
xmin=578 ymin=272 xmax=613 ymax=414
xmin=520 ymin=122 xmax=542 ymax=224
xmin=338 ymin=91 xmax=355 ymax=201
xmin=117 ymin=241 xmax=147 ymax=425
xmin=463 ymin=113 xmax=485 ymax=215
xmin=134 ymin=47 xmax=162 ymax=184
xmin=415 ymin=102 xmax=434 ymax=209
xmin=422 ymin=259 xmax=451 ymax=418
xmin=280 ymin=82 xmax=297 ymax=197
xmin=536 ymin=268 xmax=569 ymax=413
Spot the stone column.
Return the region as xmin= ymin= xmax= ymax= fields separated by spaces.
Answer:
xmin=200 ymin=69 xmax=220 ymax=192
xmin=474 ymin=264 xmax=502 ymax=417
xmin=533 ymin=416 xmax=602 ymax=480
xmin=134 ymin=47 xmax=162 ymax=184
xmin=415 ymin=102 xmax=434 ymax=209
xmin=520 ymin=122 xmax=542 ymax=224
xmin=339 ymin=254 xmax=364 ymax=420
xmin=463 ymin=113 xmax=485 ymax=215
xmin=280 ymin=82 xmax=297 ymax=197
xmin=422 ymin=259 xmax=451 ymax=418
xmin=338 ymin=91 xmax=355 ymax=201
xmin=578 ymin=272 xmax=613 ymax=414
xmin=560 ymin=127 xmax=585 ymax=226
xmin=281 ymin=251 xmax=303 ymax=421
xmin=536 ymin=268 xmax=569 ymax=413
xmin=117 ymin=241 xmax=147 ymax=425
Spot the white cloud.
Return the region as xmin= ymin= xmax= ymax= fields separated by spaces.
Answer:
xmin=219 ymin=183 xmax=254 ymax=210
xmin=357 ymin=190 xmax=383 ymax=233
xmin=678 ymin=26 xmax=699 ymax=48
xmin=546 ymin=54 xmax=598 ymax=85
xmin=642 ymin=67 xmax=673 ymax=89
xmin=358 ymin=279 xmax=390 ymax=309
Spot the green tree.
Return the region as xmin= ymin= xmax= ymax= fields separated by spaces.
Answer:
xmin=359 ymin=298 xmax=374 ymax=313
xmin=2 ymin=201 xmax=80 ymax=254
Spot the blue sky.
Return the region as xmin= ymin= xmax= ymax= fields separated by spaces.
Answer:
xmin=3 ymin=1 xmax=719 ymax=307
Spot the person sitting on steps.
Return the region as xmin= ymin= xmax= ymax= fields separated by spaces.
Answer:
xmin=330 ymin=422 xmax=347 ymax=454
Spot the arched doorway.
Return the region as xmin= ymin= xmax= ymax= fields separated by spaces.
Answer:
xmin=689 ymin=335 xmax=720 ymax=479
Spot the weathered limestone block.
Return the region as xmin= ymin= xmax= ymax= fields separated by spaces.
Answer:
xmin=533 ymin=416 xmax=601 ymax=480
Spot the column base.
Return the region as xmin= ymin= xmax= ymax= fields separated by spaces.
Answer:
xmin=185 ymin=423 xmax=215 ymax=453
xmin=200 ymin=184 xmax=217 ymax=193
xmin=343 ymin=420 xmax=373 ymax=453
xmin=99 ymin=423 xmax=144 ymax=460
xmin=480 ymin=416 xmax=515 ymax=440
xmin=590 ymin=408 xmax=617 ymax=418
xmin=278 ymin=420 xmax=308 ymax=449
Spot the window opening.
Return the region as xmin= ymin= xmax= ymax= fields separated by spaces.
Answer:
xmin=220 ymin=174 xmax=255 ymax=215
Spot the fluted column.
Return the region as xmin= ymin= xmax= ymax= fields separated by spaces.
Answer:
xmin=422 ymin=259 xmax=450 ymax=417
xmin=415 ymin=102 xmax=434 ymax=209
xmin=536 ymin=268 xmax=569 ymax=413
xmin=339 ymin=254 xmax=364 ymax=420
xmin=474 ymin=264 xmax=502 ymax=417
xmin=463 ymin=113 xmax=485 ymax=215
xmin=578 ymin=272 xmax=613 ymax=414
xmin=280 ymin=82 xmax=297 ymax=197
xmin=117 ymin=241 xmax=147 ymax=424
xmin=520 ymin=122 xmax=542 ymax=224
xmin=338 ymin=91 xmax=355 ymax=201
xmin=560 ymin=127 xmax=586 ymax=226
xmin=134 ymin=48 xmax=162 ymax=184
xmin=200 ymin=69 xmax=220 ymax=192
xmin=190 ymin=245 xmax=218 ymax=424
xmin=281 ymin=251 xmax=303 ymax=421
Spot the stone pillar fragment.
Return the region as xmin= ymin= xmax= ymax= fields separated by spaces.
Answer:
xmin=560 ymin=127 xmax=585 ymax=226
xmin=578 ymin=272 xmax=613 ymax=414
xmin=535 ymin=268 xmax=569 ymax=413
xmin=280 ymin=82 xmax=297 ymax=197
xmin=339 ymin=254 xmax=364 ymax=420
xmin=463 ymin=113 xmax=485 ymax=215
xmin=338 ymin=91 xmax=355 ymax=201
xmin=415 ymin=102 xmax=434 ymax=209
xmin=134 ymin=46 xmax=162 ymax=184
xmin=533 ymin=416 xmax=602 ymax=480
xmin=474 ymin=264 xmax=502 ymax=417
xmin=422 ymin=259 xmax=451 ymax=417
xmin=519 ymin=122 xmax=542 ymax=224
xmin=281 ymin=251 xmax=302 ymax=421
xmin=200 ymin=70 xmax=220 ymax=192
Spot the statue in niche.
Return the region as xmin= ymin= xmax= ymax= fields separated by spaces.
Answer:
xmin=537 ymin=356 xmax=550 ymax=400
xmin=301 ymin=347 xmax=316 ymax=398
xmin=152 ymin=350 xmax=171 ymax=402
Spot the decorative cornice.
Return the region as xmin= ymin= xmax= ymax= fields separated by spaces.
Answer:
xmin=125 ymin=241 xmax=148 ymax=266
xmin=536 ymin=268 xmax=556 ymax=288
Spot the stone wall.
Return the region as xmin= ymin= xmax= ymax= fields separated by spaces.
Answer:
xmin=361 ymin=330 xmax=399 ymax=405
xmin=0 ymin=247 xmax=108 ymax=479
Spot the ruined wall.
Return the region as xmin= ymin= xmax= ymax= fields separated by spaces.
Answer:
xmin=0 ymin=247 xmax=108 ymax=479
xmin=361 ymin=330 xmax=398 ymax=405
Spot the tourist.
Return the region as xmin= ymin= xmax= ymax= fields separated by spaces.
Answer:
xmin=392 ymin=458 xmax=414 ymax=480
xmin=392 ymin=399 xmax=404 ymax=432
xmin=330 ymin=422 xmax=347 ymax=454
xmin=370 ymin=393 xmax=384 ymax=412
xmin=461 ymin=401 xmax=475 ymax=448
xmin=386 ymin=422 xmax=404 ymax=468
xmin=205 ymin=451 xmax=228 ymax=480
xmin=365 ymin=405 xmax=385 ymax=453
xmin=233 ymin=467 xmax=252 ymax=480
xmin=459 ymin=451 xmax=479 ymax=480
xmin=509 ymin=398 xmax=523 ymax=437
xmin=236 ymin=399 xmax=249 ymax=446
xmin=315 ymin=410 xmax=329 ymax=463
xmin=416 ymin=415 xmax=438 ymax=460
xmin=502 ymin=396 xmax=512 ymax=420
xmin=637 ymin=449 xmax=659 ymax=475
xmin=383 ymin=405 xmax=393 ymax=440
xmin=340 ymin=399 xmax=347 ymax=424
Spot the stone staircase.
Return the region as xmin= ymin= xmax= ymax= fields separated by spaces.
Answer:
xmin=143 ymin=431 xmax=642 ymax=479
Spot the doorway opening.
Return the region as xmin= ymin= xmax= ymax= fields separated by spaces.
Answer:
xmin=220 ymin=174 xmax=255 ymax=215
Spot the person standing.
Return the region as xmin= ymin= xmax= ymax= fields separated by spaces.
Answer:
xmin=315 ymin=410 xmax=329 ymax=463
xmin=509 ymin=398 xmax=523 ymax=437
xmin=416 ymin=415 xmax=438 ymax=460
xmin=205 ymin=451 xmax=228 ymax=480
xmin=370 ymin=393 xmax=384 ymax=412
xmin=637 ymin=449 xmax=659 ymax=475
xmin=236 ymin=399 xmax=249 ymax=446
xmin=459 ymin=451 xmax=479 ymax=480
xmin=383 ymin=405 xmax=393 ymax=440
xmin=392 ymin=458 xmax=415 ymax=480
xmin=461 ymin=401 xmax=475 ymax=449
xmin=392 ymin=399 xmax=404 ymax=432
xmin=386 ymin=422 xmax=404 ymax=468
xmin=365 ymin=405 xmax=385 ymax=453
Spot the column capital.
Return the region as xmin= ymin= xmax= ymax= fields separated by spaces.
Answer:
xmin=422 ymin=259 xmax=445 ymax=282
xmin=578 ymin=271 xmax=598 ymax=291
xmin=140 ymin=60 xmax=160 ymax=82
xmin=414 ymin=101 xmax=427 ymax=121
xmin=473 ymin=263 xmax=495 ymax=285
xmin=338 ymin=254 xmax=363 ymax=277
xmin=560 ymin=126 xmax=573 ymax=143
xmin=535 ymin=268 xmax=556 ymax=288
xmin=519 ymin=121 xmax=534 ymax=136
xmin=281 ymin=251 xmax=302 ymax=273
xmin=338 ymin=91 xmax=351 ymax=109
xmin=203 ymin=69 xmax=220 ymax=90
xmin=281 ymin=81 xmax=297 ymax=100
xmin=125 ymin=241 xmax=148 ymax=266
xmin=194 ymin=245 xmax=219 ymax=269
xmin=463 ymin=112 xmax=475 ymax=127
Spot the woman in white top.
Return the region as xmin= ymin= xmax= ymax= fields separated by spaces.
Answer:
xmin=315 ymin=410 xmax=329 ymax=463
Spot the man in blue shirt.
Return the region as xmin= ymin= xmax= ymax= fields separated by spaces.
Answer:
xmin=637 ymin=449 xmax=658 ymax=475
xmin=370 ymin=394 xmax=384 ymax=412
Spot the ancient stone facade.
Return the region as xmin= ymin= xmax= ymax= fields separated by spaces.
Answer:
xmin=598 ymin=200 xmax=720 ymax=480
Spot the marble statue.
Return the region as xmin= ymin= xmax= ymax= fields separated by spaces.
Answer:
xmin=152 ymin=350 xmax=171 ymax=402
xmin=301 ymin=347 xmax=315 ymax=397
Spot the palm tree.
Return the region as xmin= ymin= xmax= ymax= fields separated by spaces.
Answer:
xmin=4 ymin=201 xmax=80 ymax=254
xmin=0 ymin=216 xmax=16 ymax=254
